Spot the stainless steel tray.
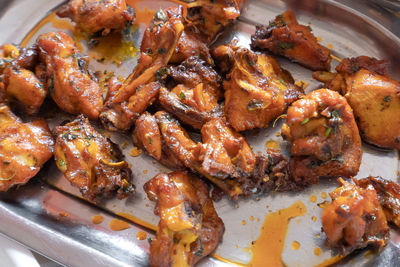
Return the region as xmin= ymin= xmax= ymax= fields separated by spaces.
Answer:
xmin=0 ymin=0 xmax=400 ymax=266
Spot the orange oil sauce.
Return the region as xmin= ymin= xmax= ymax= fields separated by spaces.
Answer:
xmin=136 ymin=231 xmax=147 ymax=240
xmin=92 ymin=214 xmax=104 ymax=224
xmin=109 ymin=219 xmax=131 ymax=231
xmin=116 ymin=212 xmax=157 ymax=231
xmin=248 ymin=200 xmax=307 ymax=267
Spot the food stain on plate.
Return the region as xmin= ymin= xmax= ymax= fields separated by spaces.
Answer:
xmin=92 ymin=214 xmax=104 ymax=224
xmin=248 ymin=200 xmax=307 ymax=267
xmin=136 ymin=231 xmax=147 ymax=240
xmin=109 ymin=219 xmax=131 ymax=231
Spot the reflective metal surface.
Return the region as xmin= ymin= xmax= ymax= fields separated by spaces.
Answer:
xmin=0 ymin=0 xmax=399 ymax=266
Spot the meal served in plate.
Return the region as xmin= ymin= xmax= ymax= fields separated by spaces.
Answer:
xmin=0 ymin=0 xmax=399 ymax=266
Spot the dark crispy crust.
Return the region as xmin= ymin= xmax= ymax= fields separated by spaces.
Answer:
xmin=251 ymin=10 xmax=331 ymax=71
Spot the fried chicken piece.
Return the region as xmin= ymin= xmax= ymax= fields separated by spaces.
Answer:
xmin=132 ymin=112 xmax=162 ymax=161
xmin=3 ymin=67 xmax=46 ymax=115
xmin=321 ymin=178 xmax=389 ymax=254
xmin=251 ymin=10 xmax=331 ymax=71
xmin=37 ymin=31 xmax=103 ymax=120
xmin=100 ymin=7 xmax=184 ymax=131
xmin=178 ymin=0 xmax=241 ymax=44
xmin=0 ymin=44 xmax=47 ymax=115
xmin=212 ymin=43 xmax=302 ymax=132
xmin=170 ymin=30 xmax=213 ymax=65
xmin=356 ymin=176 xmax=400 ymax=227
xmin=54 ymin=115 xmax=134 ymax=201
xmin=0 ymin=104 xmax=54 ymax=191
xmin=56 ymin=0 xmax=135 ymax=35
xmin=281 ymin=89 xmax=362 ymax=186
xmin=313 ymin=56 xmax=400 ymax=150
xmin=158 ymin=56 xmax=223 ymax=129
xmin=144 ymin=171 xmax=224 ymax=267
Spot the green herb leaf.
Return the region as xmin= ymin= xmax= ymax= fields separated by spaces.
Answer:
xmin=179 ymin=91 xmax=186 ymax=100
xmin=58 ymin=159 xmax=66 ymax=167
xmin=384 ymin=95 xmax=391 ymax=102
xmin=301 ymin=118 xmax=309 ymax=125
xmin=325 ymin=127 xmax=332 ymax=138
xmin=277 ymin=42 xmax=294 ymax=50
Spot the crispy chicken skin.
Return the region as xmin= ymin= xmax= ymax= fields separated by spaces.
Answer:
xmin=54 ymin=115 xmax=134 ymax=201
xmin=37 ymin=31 xmax=103 ymax=120
xmin=282 ymin=89 xmax=362 ymax=185
xmin=0 ymin=104 xmax=54 ymax=191
xmin=1 ymin=44 xmax=47 ymax=115
xmin=159 ymin=56 xmax=223 ymax=129
xmin=313 ymin=56 xmax=400 ymax=150
xmin=322 ymin=178 xmax=389 ymax=254
xmin=100 ymin=7 xmax=184 ymax=131
xmin=170 ymin=31 xmax=213 ymax=65
xmin=212 ymin=43 xmax=302 ymax=132
xmin=132 ymin=112 xmax=162 ymax=161
xmin=144 ymin=171 xmax=224 ymax=267
xmin=56 ymin=0 xmax=135 ymax=35
xmin=177 ymin=0 xmax=241 ymax=44
xmin=356 ymin=176 xmax=400 ymax=227
xmin=3 ymin=67 xmax=46 ymax=115
xmin=251 ymin=10 xmax=331 ymax=71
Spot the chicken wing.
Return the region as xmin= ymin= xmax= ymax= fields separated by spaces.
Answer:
xmin=356 ymin=176 xmax=400 ymax=227
xmin=0 ymin=44 xmax=47 ymax=115
xmin=144 ymin=171 xmax=224 ymax=267
xmin=56 ymin=0 xmax=135 ymax=35
xmin=100 ymin=7 xmax=184 ymax=131
xmin=158 ymin=56 xmax=223 ymax=129
xmin=176 ymin=0 xmax=241 ymax=44
xmin=313 ymin=56 xmax=400 ymax=150
xmin=54 ymin=115 xmax=134 ymax=201
xmin=251 ymin=10 xmax=331 ymax=71
xmin=212 ymin=42 xmax=302 ymax=132
xmin=281 ymin=89 xmax=362 ymax=186
xmin=321 ymin=178 xmax=389 ymax=254
xmin=0 ymin=104 xmax=54 ymax=191
xmin=38 ymin=31 xmax=103 ymax=120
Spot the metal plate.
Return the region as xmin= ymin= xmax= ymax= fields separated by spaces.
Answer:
xmin=0 ymin=0 xmax=400 ymax=266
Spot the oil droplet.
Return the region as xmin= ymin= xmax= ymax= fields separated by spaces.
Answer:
xmin=59 ymin=211 xmax=68 ymax=217
xmin=109 ymin=219 xmax=131 ymax=231
xmin=327 ymin=44 xmax=333 ymax=50
xmin=314 ymin=247 xmax=322 ymax=256
xmin=116 ymin=212 xmax=157 ymax=231
xmin=396 ymin=170 xmax=399 ymax=176
xmin=321 ymin=192 xmax=327 ymax=199
xmin=310 ymin=195 xmax=317 ymax=203
xmin=294 ymin=80 xmax=309 ymax=90
xmin=317 ymin=36 xmax=322 ymax=42
xmin=242 ymin=220 xmax=246 ymax=225
xmin=250 ymin=216 xmax=254 ymax=221
xmin=291 ymin=241 xmax=301 ymax=250
xmin=295 ymin=218 xmax=301 ymax=225
xmin=249 ymin=201 xmax=307 ymax=267
xmin=275 ymin=132 xmax=281 ymax=137
xmin=315 ymin=233 xmax=321 ymax=238
xmin=256 ymin=218 xmax=260 ymax=222
xmin=265 ymin=140 xmax=279 ymax=151
xmin=130 ymin=147 xmax=142 ymax=157
xmin=136 ymin=231 xmax=147 ymax=240
xmin=312 ymin=216 xmax=317 ymax=222
xmin=143 ymin=169 xmax=148 ymax=174
xmin=92 ymin=214 xmax=104 ymax=224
